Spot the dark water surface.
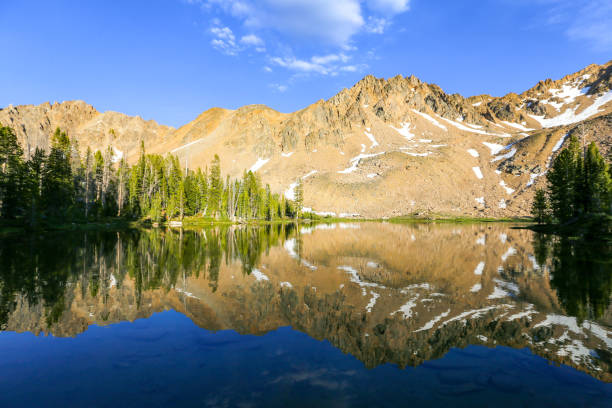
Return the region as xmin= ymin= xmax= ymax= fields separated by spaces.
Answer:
xmin=0 ymin=223 xmax=610 ymax=407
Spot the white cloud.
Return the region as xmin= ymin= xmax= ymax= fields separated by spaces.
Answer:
xmin=270 ymin=53 xmax=361 ymax=76
xmin=210 ymin=25 xmax=239 ymax=55
xmin=263 ymin=66 xmax=273 ymax=72
xmin=212 ymin=0 xmax=365 ymax=47
xmin=365 ymin=17 xmax=389 ymax=34
xmin=192 ymin=0 xmax=411 ymax=75
xmin=525 ymin=0 xmax=612 ymax=51
xmin=340 ymin=65 xmax=361 ymax=72
xmin=271 ymin=56 xmax=329 ymax=74
xmin=240 ymin=33 xmax=264 ymax=46
xmin=201 ymin=0 xmax=410 ymax=48
xmin=564 ymin=0 xmax=612 ymax=51
xmin=270 ymin=83 xmax=288 ymax=92
xmin=311 ymin=53 xmax=350 ymax=65
xmin=366 ymin=0 xmax=410 ymax=15
xmin=240 ymin=33 xmax=266 ymax=51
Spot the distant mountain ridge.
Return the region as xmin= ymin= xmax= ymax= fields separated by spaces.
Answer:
xmin=1 ymin=60 xmax=611 ymax=217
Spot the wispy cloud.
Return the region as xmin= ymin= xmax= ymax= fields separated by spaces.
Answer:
xmin=564 ymin=0 xmax=612 ymax=51
xmin=186 ymin=0 xmax=410 ymax=76
xmin=210 ymin=25 xmax=239 ymax=55
xmin=240 ymin=33 xmax=266 ymax=52
xmin=365 ymin=16 xmax=389 ymax=34
xmin=270 ymin=83 xmax=288 ymax=92
xmin=206 ymin=0 xmax=366 ymax=47
xmin=209 ymin=22 xmax=268 ymax=55
xmin=270 ymin=53 xmax=365 ymax=76
xmin=366 ymin=0 xmax=410 ymax=15
xmin=271 ymin=57 xmax=330 ymax=75
xmin=522 ymin=0 xmax=612 ymax=51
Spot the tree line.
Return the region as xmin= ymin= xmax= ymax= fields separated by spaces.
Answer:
xmin=532 ymin=134 xmax=611 ymax=224
xmin=0 ymin=125 xmax=304 ymax=224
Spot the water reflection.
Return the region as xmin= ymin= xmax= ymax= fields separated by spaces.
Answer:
xmin=0 ymin=222 xmax=610 ymax=382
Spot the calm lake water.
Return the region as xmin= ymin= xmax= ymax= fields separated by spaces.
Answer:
xmin=0 ymin=222 xmax=610 ymax=407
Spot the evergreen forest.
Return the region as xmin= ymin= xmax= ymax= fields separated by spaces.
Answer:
xmin=0 ymin=126 xmax=304 ymax=225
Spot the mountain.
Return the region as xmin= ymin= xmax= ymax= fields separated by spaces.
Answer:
xmin=1 ymin=61 xmax=611 ymax=218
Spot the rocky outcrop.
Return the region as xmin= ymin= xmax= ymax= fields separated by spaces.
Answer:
xmin=0 ymin=100 xmax=173 ymax=161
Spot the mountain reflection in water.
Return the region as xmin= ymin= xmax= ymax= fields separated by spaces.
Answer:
xmin=0 ymin=222 xmax=610 ymax=406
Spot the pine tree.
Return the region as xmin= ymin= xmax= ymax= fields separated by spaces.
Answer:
xmin=280 ymin=195 xmax=286 ymax=219
xmin=547 ymin=148 xmax=577 ymax=222
xmin=83 ymin=147 xmax=93 ymax=217
xmin=567 ymin=135 xmax=583 ymax=216
xmin=209 ymin=154 xmax=222 ymax=218
xmin=116 ymin=158 xmax=129 ymax=216
xmin=128 ymin=165 xmax=142 ymax=216
xmin=531 ymin=188 xmax=549 ymax=224
xmin=102 ymin=147 xmax=114 ymax=214
xmin=264 ymin=184 xmax=271 ymax=221
xmin=199 ymin=167 xmax=208 ymax=215
xmin=295 ymin=179 xmax=304 ymax=219
xmin=41 ymin=128 xmax=74 ymax=217
xmin=583 ymin=142 xmax=611 ymax=213
xmin=0 ymin=123 xmax=304 ymax=225
xmin=0 ymin=126 xmax=25 ymax=219
xmin=25 ymin=147 xmax=45 ymax=224
xmin=93 ymin=150 xmax=104 ymax=214
xmin=150 ymin=191 xmax=163 ymax=223
xmin=541 ymin=137 xmax=611 ymax=223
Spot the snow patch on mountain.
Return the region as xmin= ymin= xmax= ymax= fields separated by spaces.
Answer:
xmin=249 ymin=158 xmax=269 ymax=172
xmin=529 ymin=90 xmax=612 ymax=128
xmin=411 ymin=109 xmax=447 ymax=131
xmin=467 ymin=149 xmax=479 ymax=158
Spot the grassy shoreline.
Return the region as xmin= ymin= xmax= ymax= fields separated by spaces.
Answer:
xmin=1 ymin=214 xmax=534 ymax=236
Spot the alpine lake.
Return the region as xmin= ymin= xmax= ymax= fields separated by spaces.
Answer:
xmin=0 ymin=221 xmax=610 ymax=407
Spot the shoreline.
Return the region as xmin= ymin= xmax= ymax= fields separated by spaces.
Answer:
xmin=515 ymin=214 xmax=612 ymax=240
xmin=0 ymin=214 xmax=533 ymax=236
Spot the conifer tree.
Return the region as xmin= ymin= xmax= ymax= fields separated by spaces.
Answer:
xmin=128 ymin=165 xmax=142 ymax=216
xmin=295 ymin=179 xmax=304 ymax=219
xmin=264 ymin=184 xmax=271 ymax=221
xmin=547 ymin=146 xmax=578 ymax=222
xmin=83 ymin=147 xmax=93 ymax=217
xmin=0 ymin=124 xmax=302 ymax=224
xmin=583 ymin=142 xmax=611 ymax=213
xmin=102 ymin=147 xmax=114 ymax=213
xmin=25 ymin=147 xmax=45 ymax=224
xmin=0 ymin=126 xmax=25 ymax=219
xmin=531 ymin=188 xmax=549 ymax=224
xmin=116 ymin=158 xmax=129 ymax=216
xmin=541 ymin=136 xmax=611 ymax=223
xmin=41 ymin=128 xmax=73 ymax=216
xmin=209 ymin=154 xmax=222 ymax=218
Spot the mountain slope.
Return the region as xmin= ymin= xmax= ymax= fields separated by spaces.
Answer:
xmin=0 ymin=100 xmax=173 ymax=161
xmin=1 ymin=60 xmax=611 ymax=217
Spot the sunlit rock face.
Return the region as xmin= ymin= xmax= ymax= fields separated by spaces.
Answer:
xmin=1 ymin=61 xmax=611 ymax=217
xmin=1 ymin=223 xmax=610 ymax=381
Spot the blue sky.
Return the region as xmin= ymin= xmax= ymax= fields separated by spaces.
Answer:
xmin=1 ymin=0 xmax=610 ymax=127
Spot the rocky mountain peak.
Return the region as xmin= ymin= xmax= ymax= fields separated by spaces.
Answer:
xmin=1 ymin=60 xmax=611 ymax=218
